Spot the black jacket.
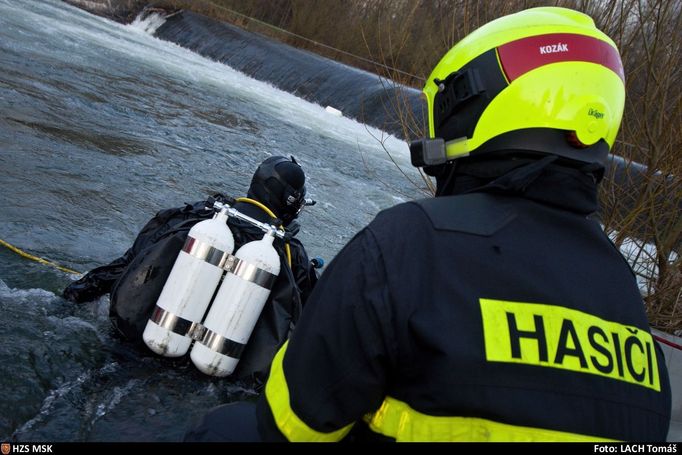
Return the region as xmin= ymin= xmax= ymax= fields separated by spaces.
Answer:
xmin=257 ymin=162 xmax=671 ymax=441
xmin=63 ymin=196 xmax=316 ymax=383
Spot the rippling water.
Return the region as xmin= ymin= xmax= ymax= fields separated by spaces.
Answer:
xmin=0 ymin=0 xmax=422 ymax=441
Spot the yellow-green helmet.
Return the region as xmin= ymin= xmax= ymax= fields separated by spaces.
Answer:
xmin=411 ymin=7 xmax=625 ymax=168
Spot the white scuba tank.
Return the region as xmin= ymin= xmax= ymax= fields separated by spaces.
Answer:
xmin=190 ymin=231 xmax=280 ymax=376
xmin=143 ymin=209 xmax=234 ymax=357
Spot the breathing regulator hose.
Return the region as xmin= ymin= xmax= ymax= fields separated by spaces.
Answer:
xmin=235 ymin=197 xmax=292 ymax=267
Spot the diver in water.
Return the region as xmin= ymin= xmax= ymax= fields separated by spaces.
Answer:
xmin=62 ymin=155 xmax=318 ymax=384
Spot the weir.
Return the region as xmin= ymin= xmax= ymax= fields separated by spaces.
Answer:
xmin=154 ymin=11 xmax=426 ymax=140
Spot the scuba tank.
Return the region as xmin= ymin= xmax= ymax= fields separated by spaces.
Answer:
xmin=143 ymin=207 xmax=234 ymax=357
xmin=190 ymin=229 xmax=280 ymax=376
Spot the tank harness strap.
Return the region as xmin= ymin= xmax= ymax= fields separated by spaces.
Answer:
xmin=223 ymin=255 xmax=277 ymax=289
xmin=183 ymin=235 xmax=275 ymax=288
xmin=193 ymin=326 xmax=246 ymax=359
xmin=149 ymin=305 xmax=203 ymax=337
xmin=183 ymin=235 xmax=232 ymax=268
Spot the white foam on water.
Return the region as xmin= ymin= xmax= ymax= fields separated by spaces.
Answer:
xmin=0 ymin=279 xmax=56 ymax=302
xmin=128 ymin=12 xmax=166 ymax=35
xmin=3 ymin=0 xmax=412 ymax=168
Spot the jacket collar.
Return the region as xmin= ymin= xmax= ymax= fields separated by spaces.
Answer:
xmin=438 ymin=156 xmax=599 ymax=215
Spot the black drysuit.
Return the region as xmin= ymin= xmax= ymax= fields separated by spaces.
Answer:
xmin=63 ymin=196 xmax=316 ymax=383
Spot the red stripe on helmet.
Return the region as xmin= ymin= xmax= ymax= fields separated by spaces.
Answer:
xmin=497 ymin=33 xmax=624 ymax=83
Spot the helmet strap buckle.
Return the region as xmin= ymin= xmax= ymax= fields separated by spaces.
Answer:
xmin=435 ymin=68 xmax=485 ymax=111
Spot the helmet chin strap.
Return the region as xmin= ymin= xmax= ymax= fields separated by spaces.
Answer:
xmin=435 ymin=162 xmax=459 ymax=197
xmin=479 ymin=155 xmax=559 ymax=194
xmin=435 ymin=154 xmax=563 ymax=197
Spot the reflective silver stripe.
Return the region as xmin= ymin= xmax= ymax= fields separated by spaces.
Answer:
xmin=223 ymin=255 xmax=277 ymax=289
xmin=149 ymin=305 xmax=200 ymax=337
xmin=182 ymin=236 xmax=233 ymax=268
xmin=196 ymin=327 xmax=246 ymax=359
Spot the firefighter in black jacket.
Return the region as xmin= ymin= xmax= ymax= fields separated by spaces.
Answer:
xmin=187 ymin=7 xmax=671 ymax=441
xmin=62 ymin=155 xmax=318 ymax=383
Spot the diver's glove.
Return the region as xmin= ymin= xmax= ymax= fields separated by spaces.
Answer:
xmin=62 ymin=277 xmax=104 ymax=303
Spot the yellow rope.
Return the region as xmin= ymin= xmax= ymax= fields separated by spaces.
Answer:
xmin=235 ymin=197 xmax=292 ymax=267
xmin=0 ymin=238 xmax=80 ymax=275
xmin=0 ymin=198 xmax=291 ymax=277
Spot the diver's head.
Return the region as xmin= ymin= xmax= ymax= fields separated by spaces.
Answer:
xmin=248 ymin=155 xmax=306 ymax=226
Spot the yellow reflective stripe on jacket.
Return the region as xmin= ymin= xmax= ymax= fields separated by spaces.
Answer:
xmin=364 ymin=396 xmax=617 ymax=442
xmin=265 ymin=341 xmax=355 ymax=442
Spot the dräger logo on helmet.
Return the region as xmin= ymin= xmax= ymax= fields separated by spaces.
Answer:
xmin=539 ymin=42 xmax=569 ymax=54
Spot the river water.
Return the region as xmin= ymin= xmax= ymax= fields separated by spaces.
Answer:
xmin=0 ymin=0 xmax=422 ymax=441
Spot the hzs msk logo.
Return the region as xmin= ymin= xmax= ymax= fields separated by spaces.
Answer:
xmin=1 ymin=443 xmax=10 ymax=455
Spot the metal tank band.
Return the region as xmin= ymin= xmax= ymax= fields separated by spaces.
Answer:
xmin=182 ymin=235 xmax=233 ymax=268
xmin=149 ymin=304 xmax=202 ymax=337
xmin=194 ymin=326 xmax=246 ymax=359
xmin=223 ymin=255 xmax=277 ymax=289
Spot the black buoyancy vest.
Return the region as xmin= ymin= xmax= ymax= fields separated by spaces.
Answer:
xmin=109 ymin=200 xmax=303 ymax=382
xmin=369 ymin=193 xmax=670 ymax=440
xmin=109 ymin=201 xmax=214 ymax=340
